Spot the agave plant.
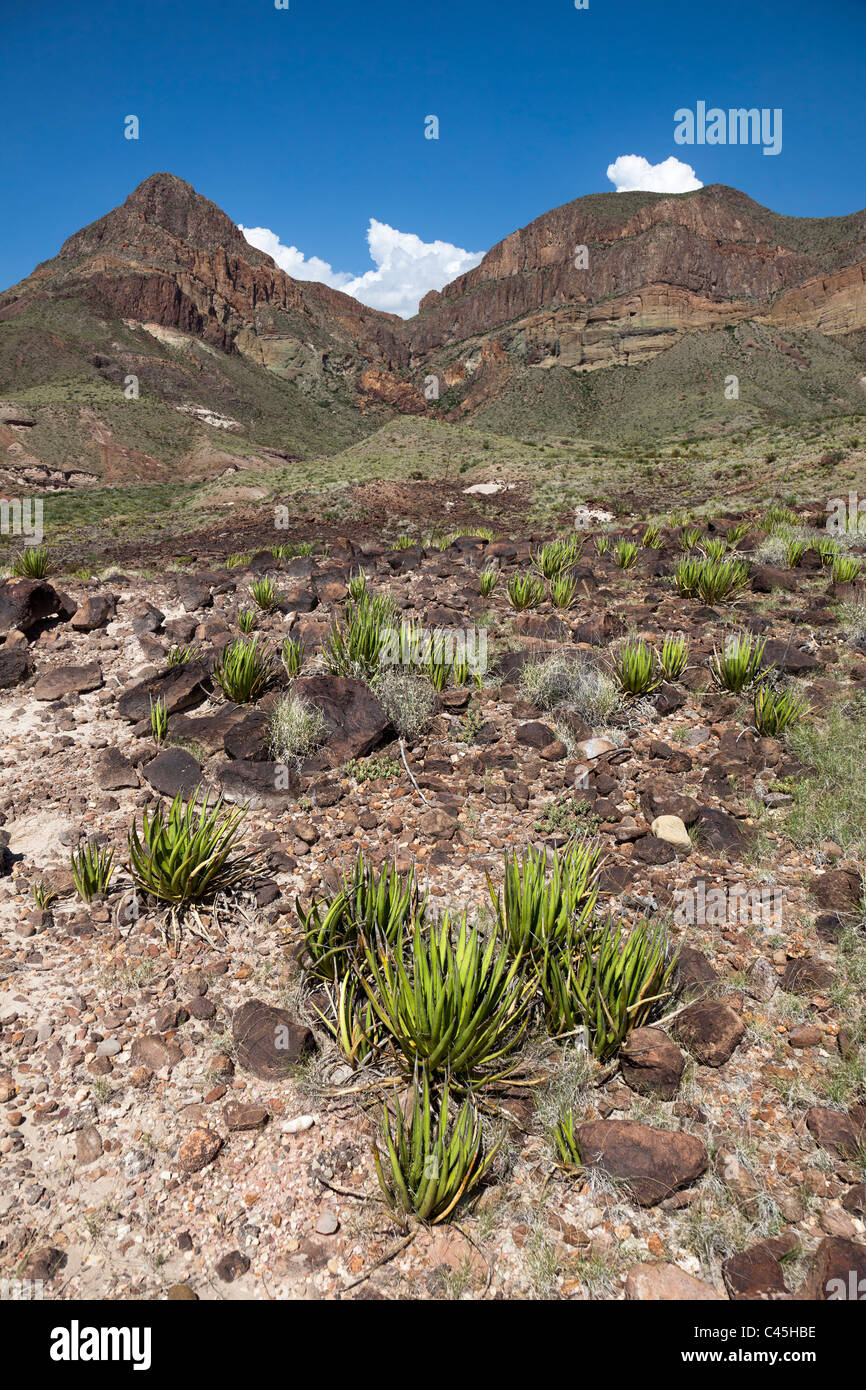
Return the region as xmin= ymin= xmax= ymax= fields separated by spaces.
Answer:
xmin=547 ymin=917 xmax=678 ymax=1060
xmin=549 ymin=573 xmax=579 ymax=609
xmin=213 ymin=636 xmax=280 ymax=702
xmin=479 ymin=567 xmax=499 ymax=597
xmin=347 ymin=568 xmax=368 ymax=601
xmin=373 ymin=1072 xmax=497 ymax=1224
xmin=250 ymin=576 xmax=283 ymax=612
xmin=709 ymin=632 xmax=768 ymax=692
xmin=297 ymin=852 xmax=423 ymax=983
xmin=490 ymin=840 xmax=602 ymax=1024
xmin=238 ymin=607 xmax=256 ymax=633
xmin=675 ymin=555 xmax=749 ymax=603
xmin=642 ymin=524 xmax=662 ymax=549
xmin=817 ymin=536 xmax=841 ymax=567
xmin=612 ymin=638 xmax=660 ymax=695
xmin=506 ymin=572 xmax=546 ymax=610
xmin=594 ymin=533 xmax=611 ymax=556
xmin=12 ymin=546 xmax=51 ymax=578
xmin=753 ymin=685 xmax=810 ymax=737
xmin=128 ymin=789 xmax=253 ymax=905
xmin=832 ymin=555 xmax=863 ymax=584
xmin=281 ymin=636 xmax=306 ymax=679
xmin=553 ymin=1108 xmax=583 ymax=1168
xmin=726 ymin=521 xmax=750 ymax=547
xmin=226 ymin=551 xmax=252 ymax=570
xmin=613 ymin=539 xmax=638 ymax=570
xmin=167 ymin=644 xmax=200 ymax=667
xmin=531 ymin=536 xmax=583 ymax=579
xmin=323 ymin=592 xmax=398 ymax=679
xmin=149 ymin=695 xmax=168 ymax=744
xmin=71 ymin=841 xmax=115 ymax=903
xmin=360 ymin=913 xmax=535 ymax=1083
xmin=703 ymin=538 xmax=727 ymax=561
xmin=785 ymin=539 xmax=807 ymax=568
xmin=490 ymin=840 xmax=601 ymax=964
xmin=421 ymin=631 xmax=457 ymax=691
xmin=679 ymin=527 xmax=702 ymax=552
xmin=658 ymin=633 xmax=690 ymax=680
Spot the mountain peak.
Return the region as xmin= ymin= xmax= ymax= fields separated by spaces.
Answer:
xmin=56 ymin=171 xmax=271 ymax=267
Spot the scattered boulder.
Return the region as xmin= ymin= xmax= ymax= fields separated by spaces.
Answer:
xmin=143 ymin=747 xmax=204 ymax=799
xmin=576 ymin=1119 xmax=707 ymax=1207
xmin=806 ymin=1105 xmax=866 ymax=1160
xmin=674 ymin=999 xmax=745 ymax=1066
xmin=177 ymin=1127 xmax=222 ymax=1174
xmin=0 ymin=646 xmax=31 ymax=689
xmin=620 ymin=1028 xmax=684 ymax=1100
xmin=625 ymin=1262 xmax=723 ymax=1301
xmin=232 ymin=999 xmax=316 ymax=1080
xmin=117 ymin=664 xmax=211 ymax=721
xmin=33 ymin=663 xmax=103 ymax=701
xmin=0 ymin=578 xmax=74 ymax=635
xmin=292 ymin=675 xmax=391 ymax=767
xmin=70 ymin=594 xmax=116 ymax=631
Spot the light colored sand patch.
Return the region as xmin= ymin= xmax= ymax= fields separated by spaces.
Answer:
xmin=6 ymin=810 xmax=78 ymax=864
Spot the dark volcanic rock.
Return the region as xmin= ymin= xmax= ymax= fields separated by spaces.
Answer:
xmin=33 ymin=663 xmax=103 ymax=701
xmin=143 ymin=747 xmax=204 ymax=799
xmin=620 ymin=1028 xmax=685 ymax=1100
xmin=292 ymin=675 xmax=391 ymax=767
xmin=232 ymin=999 xmax=316 ymax=1080
xmin=0 ymin=645 xmax=31 ymax=689
xmin=217 ymin=760 xmax=297 ymax=809
xmin=674 ymin=999 xmax=745 ymax=1066
xmin=117 ymin=664 xmax=211 ymax=721
xmin=576 ymin=1119 xmax=707 ymax=1207
xmin=0 ymin=578 xmax=73 ymax=635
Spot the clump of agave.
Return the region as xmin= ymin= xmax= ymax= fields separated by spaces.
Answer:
xmin=374 ymin=1071 xmax=497 ymax=1224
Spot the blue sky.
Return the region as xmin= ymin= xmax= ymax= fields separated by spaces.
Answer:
xmin=3 ymin=0 xmax=865 ymax=313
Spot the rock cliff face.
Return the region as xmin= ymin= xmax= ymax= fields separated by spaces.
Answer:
xmin=1 ymin=174 xmax=865 ymax=472
xmin=407 ymin=185 xmax=866 ymax=373
xmin=5 ymin=173 xmax=410 ymax=395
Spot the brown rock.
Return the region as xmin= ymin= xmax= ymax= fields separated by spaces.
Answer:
xmin=674 ymin=999 xmax=746 ymax=1066
xmin=620 ymin=1028 xmax=684 ymax=1100
xmin=576 ymin=1119 xmax=707 ymax=1207
xmin=177 ymin=1126 xmax=222 ymax=1174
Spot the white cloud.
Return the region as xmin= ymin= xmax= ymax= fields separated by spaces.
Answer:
xmin=238 ymin=219 xmax=483 ymax=319
xmin=606 ymin=154 xmax=703 ymax=194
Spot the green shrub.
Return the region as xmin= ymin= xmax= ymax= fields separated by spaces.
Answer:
xmin=373 ymin=668 xmax=437 ymax=743
xmin=324 ymin=592 xmax=398 ymax=679
xmin=507 ymin=572 xmax=546 ymax=610
xmin=753 ymin=685 xmax=810 ymax=737
xmin=213 ymin=636 xmax=279 ymax=702
xmin=613 ymin=539 xmax=638 ymax=570
xmin=128 ymin=789 xmax=252 ymax=905
xmin=658 ymin=633 xmax=690 ymax=680
xmin=268 ymin=692 xmax=325 ymax=762
xmin=709 ymin=632 xmax=768 ymax=692
xmin=675 ymin=555 xmax=749 ymax=603
xmin=71 ymin=841 xmax=115 ymax=902
xmin=479 ymin=567 xmax=499 ymax=596
xmin=547 ymin=917 xmax=678 ymax=1060
xmin=373 ymin=1072 xmax=497 ymax=1224
xmin=149 ymin=695 xmax=168 ymax=744
xmin=12 ymin=546 xmax=52 ymax=578
xmin=519 ymin=653 xmax=618 ymax=723
xmin=832 ymin=556 xmax=863 ymax=584
xmin=297 ymin=851 xmax=422 ymax=983
xmin=612 ymin=638 xmax=660 ymax=695
xmin=549 ymin=573 xmax=579 ymax=609
xmin=250 ymin=576 xmax=283 ymax=611
xmin=360 ymin=913 xmax=534 ymax=1083
xmin=281 ymin=636 xmax=306 ymax=679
